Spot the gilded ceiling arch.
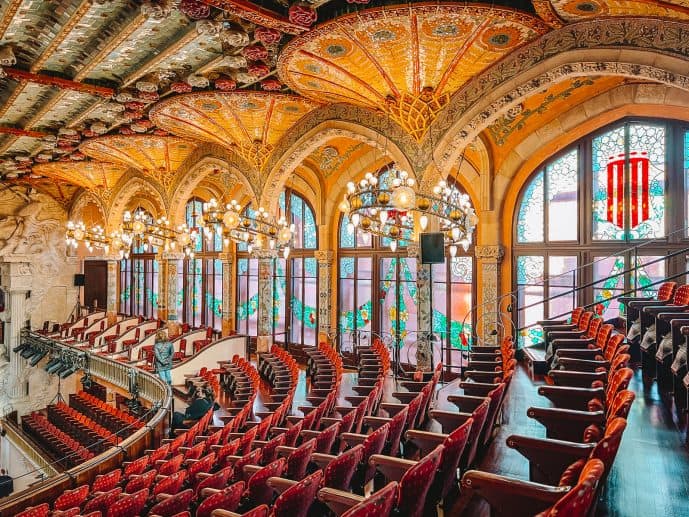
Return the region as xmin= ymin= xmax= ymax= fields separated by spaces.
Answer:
xmin=69 ymin=190 xmax=106 ymax=227
xmin=168 ymin=154 xmax=256 ymax=228
xmin=107 ymin=175 xmax=168 ymax=233
xmin=260 ymin=119 xmax=416 ymax=210
xmin=430 ymin=16 xmax=689 ymax=175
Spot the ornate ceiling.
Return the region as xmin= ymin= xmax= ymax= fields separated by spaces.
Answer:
xmin=279 ymin=4 xmax=548 ymax=141
xmin=0 ymin=1 xmax=688 ymax=209
xmin=150 ymin=91 xmax=320 ymax=169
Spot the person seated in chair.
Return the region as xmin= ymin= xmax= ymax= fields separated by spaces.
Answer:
xmin=171 ymin=386 xmax=217 ymax=431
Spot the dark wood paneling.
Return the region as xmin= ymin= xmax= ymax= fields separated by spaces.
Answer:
xmin=83 ymin=261 xmax=107 ymax=311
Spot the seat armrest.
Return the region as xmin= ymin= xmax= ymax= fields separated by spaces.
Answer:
xmin=404 ymin=430 xmax=448 ymax=455
xmin=311 ymin=452 xmax=337 ymax=468
xmin=459 ymin=382 xmax=499 ymax=397
xmin=554 ymin=348 xmax=600 ymax=360
xmin=557 ymin=357 xmax=608 ymax=372
xmin=276 ymin=445 xmax=297 ymax=458
xmin=657 ymin=310 xmax=689 ymax=321
xmin=461 ymin=470 xmax=569 ymax=516
xmin=318 ymin=487 xmax=366 ymax=516
xmin=506 ymin=434 xmax=595 ymax=485
xmin=340 ymin=432 xmax=369 ymax=447
xmin=537 ymin=385 xmax=605 ymax=410
xmin=429 ymin=410 xmax=472 ymax=434
xmin=447 ymin=394 xmax=485 ymax=412
xmin=369 ymin=454 xmax=417 ymax=482
xmin=362 ymin=416 xmax=392 ymax=430
xmin=378 ymin=402 xmax=407 ymax=417
xmin=266 ymin=476 xmax=298 ymax=495
xmin=549 ymin=370 xmax=606 ymax=388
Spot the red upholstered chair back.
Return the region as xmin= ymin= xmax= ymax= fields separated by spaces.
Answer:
xmin=577 ymin=312 xmax=594 ymax=332
xmin=338 ymin=406 xmax=357 ymax=434
xmin=238 ymin=425 xmax=259 ymax=456
xmin=149 ymin=443 xmax=170 ymax=463
xmin=324 ymin=444 xmax=364 ymax=491
xmin=606 ymin=390 xmax=636 ymax=421
xmin=148 ymin=488 xmax=194 ymax=517
xmin=397 ymin=444 xmax=444 ymax=517
xmin=54 ymin=484 xmax=89 ymax=511
xmin=158 ymin=453 xmax=184 ymax=476
xmin=351 ymin=399 xmax=368 ymax=435
xmin=656 ymin=282 xmax=677 ymax=302
xmin=196 ymin=465 xmax=234 ymax=497
xmin=461 ymin=399 xmax=490 ymax=469
xmin=260 ymin=432 xmax=286 ymax=465
xmin=341 ymin=482 xmax=399 ymax=517
xmin=241 ymin=505 xmax=270 ymax=517
xmin=188 ymin=452 xmax=216 ymax=486
xmin=605 ymin=368 xmax=634 ymax=403
xmin=481 ymin=383 xmax=506 ymax=446
xmin=246 ymin=458 xmax=287 ymax=506
xmin=124 ymin=468 xmax=156 ymax=493
xmin=124 ymin=456 xmax=151 ymax=477
xmin=600 ymin=334 xmax=625 ymax=361
xmin=183 ymin=440 xmax=206 ymax=461
xmin=594 ymin=324 xmax=614 ymax=350
xmin=234 ymin=449 xmax=263 ymax=481
xmin=92 ymin=468 xmax=122 ymax=493
xmin=570 ymin=307 xmax=585 ymax=325
xmin=361 ymin=422 xmax=390 ymax=484
xmin=153 ymin=470 xmax=187 ymax=497
xmin=286 ymin=438 xmax=316 ymax=481
xmin=196 ymin=481 xmax=245 ymax=517
xmin=405 ymin=392 xmax=424 ymax=430
xmin=83 ymin=487 xmax=122 ymax=513
xmin=433 ymin=417 xmax=474 ymax=503
xmin=673 ymin=284 xmax=689 ymax=305
xmin=273 ymin=469 xmax=323 ymax=517
xmin=591 ymin=417 xmax=627 ymax=471
xmin=385 ymin=406 xmax=408 ymax=457
xmin=106 ymin=488 xmax=148 ymax=517
xmin=283 ymin=418 xmax=303 ymax=447
xmin=316 ymin=422 xmax=341 ymax=454
xmin=537 ymin=458 xmax=605 ymax=517
xmin=585 ymin=318 xmax=603 ymax=339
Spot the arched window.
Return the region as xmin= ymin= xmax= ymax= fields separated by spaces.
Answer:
xmin=514 ymin=118 xmax=689 ymax=347
xmin=181 ymin=197 xmax=223 ymax=330
xmin=235 ymin=188 xmax=319 ymax=347
xmin=337 ymin=169 xmax=474 ymax=368
xmin=119 ymin=208 xmax=158 ymax=318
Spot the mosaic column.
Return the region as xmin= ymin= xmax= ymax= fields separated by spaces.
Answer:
xmin=475 ymin=245 xmax=505 ymax=345
xmin=255 ymin=249 xmax=277 ymax=353
xmin=160 ymin=252 xmax=183 ymax=335
xmin=101 ymin=256 xmax=120 ymax=327
xmin=0 ymin=260 xmax=32 ymax=400
xmin=219 ymin=251 xmax=235 ymax=336
xmin=314 ymin=250 xmax=334 ymax=344
xmin=409 ymin=244 xmax=433 ymax=372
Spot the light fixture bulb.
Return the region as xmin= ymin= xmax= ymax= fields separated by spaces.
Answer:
xmin=449 ymin=245 xmax=457 ymax=257
xmin=347 ymin=223 xmax=354 ymax=235
xmin=379 ymin=211 xmax=388 ymax=224
xmin=283 ymin=246 xmax=290 ymax=259
xmin=351 ymin=213 xmax=360 ymax=227
xmin=390 ymin=240 xmax=397 ymax=252
xmin=451 ymin=227 xmax=460 ymax=241
xmin=420 ymin=215 xmax=428 ymax=231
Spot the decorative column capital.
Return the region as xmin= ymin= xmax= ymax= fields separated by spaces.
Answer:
xmin=406 ymin=243 xmax=420 ymax=258
xmin=160 ymin=251 xmax=185 ymax=261
xmin=0 ymin=261 xmax=32 ymax=292
xmin=475 ymin=245 xmax=504 ymax=262
xmin=254 ymin=248 xmax=279 ymax=260
xmin=219 ymin=251 xmax=235 ymax=263
xmin=314 ymin=250 xmax=334 ymax=264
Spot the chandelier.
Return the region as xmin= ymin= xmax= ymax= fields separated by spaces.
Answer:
xmin=200 ymin=198 xmax=294 ymax=258
xmin=339 ymin=165 xmax=478 ymax=255
xmin=66 ymin=210 xmax=198 ymax=259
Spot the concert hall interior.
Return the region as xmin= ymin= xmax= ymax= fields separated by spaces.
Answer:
xmin=1 ymin=1 xmax=689 ymax=515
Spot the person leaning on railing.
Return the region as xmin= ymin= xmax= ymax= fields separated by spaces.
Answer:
xmin=153 ymin=329 xmax=174 ymax=386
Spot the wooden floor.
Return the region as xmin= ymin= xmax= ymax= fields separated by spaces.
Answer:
xmin=175 ymin=360 xmax=689 ymax=516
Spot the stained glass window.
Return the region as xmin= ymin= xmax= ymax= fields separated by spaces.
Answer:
xmin=516 ymin=256 xmax=545 ymax=348
xmin=236 ymin=257 xmax=258 ymax=336
xmin=514 ymin=119 xmax=687 ymax=348
xmin=182 ymin=198 xmax=223 ymax=330
xmin=119 ymin=209 xmax=158 ymax=318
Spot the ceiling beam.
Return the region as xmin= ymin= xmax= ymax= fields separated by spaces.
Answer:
xmin=0 ymin=0 xmax=22 ymax=39
xmin=0 ymin=126 xmax=49 ymax=138
xmin=3 ymin=68 xmax=114 ymax=97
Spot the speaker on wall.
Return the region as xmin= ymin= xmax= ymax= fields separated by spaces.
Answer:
xmin=74 ymin=274 xmax=85 ymax=287
xmin=420 ymin=232 xmax=445 ymax=264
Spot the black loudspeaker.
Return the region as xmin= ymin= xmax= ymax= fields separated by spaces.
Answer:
xmin=74 ymin=274 xmax=85 ymax=287
xmin=420 ymin=232 xmax=445 ymax=264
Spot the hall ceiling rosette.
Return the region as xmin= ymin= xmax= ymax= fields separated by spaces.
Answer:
xmin=538 ymin=0 xmax=689 ymax=23
xmin=149 ymin=91 xmax=321 ymax=170
xmin=278 ymin=3 xmax=548 ymax=142
xmin=80 ymin=135 xmax=198 ymax=192
xmin=32 ymin=161 xmax=128 ymax=200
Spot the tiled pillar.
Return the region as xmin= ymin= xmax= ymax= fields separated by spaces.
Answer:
xmin=315 ymin=250 xmax=334 ymax=344
xmin=255 ymin=249 xmax=277 ymax=353
xmin=0 ymin=261 xmax=31 ymax=400
xmin=160 ymin=252 xmax=183 ymax=335
xmin=409 ymin=243 xmax=433 ymax=371
xmin=220 ymin=251 xmax=235 ymax=336
xmin=475 ymin=245 xmax=505 ymax=345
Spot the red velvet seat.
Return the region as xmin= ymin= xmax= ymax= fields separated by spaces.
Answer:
xmin=83 ymin=487 xmax=122 ymax=514
xmin=196 ymin=466 xmax=234 ymax=497
xmin=15 ymin=503 xmax=50 ymax=517
xmin=322 ymin=444 xmax=364 ymax=490
xmin=106 ymin=488 xmax=148 ymax=517
xmin=340 ymin=482 xmax=399 ymax=517
xmin=270 ymin=469 xmax=323 ymax=517
xmin=153 ymin=470 xmax=187 ymax=498
xmin=539 ymin=367 xmax=633 ymax=412
xmin=53 ymin=484 xmax=89 ymax=511
xmin=148 ymin=488 xmax=194 ymax=517
xmin=124 ymin=468 xmax=157 ymax=493
xmin=535 ymin=459 xmax=605 ymax=516
xmin=430 ymin=397 xmax=490 ymax=469
xmin=283 ymin=438 xmax=316 ymax=481
xmin=197 ymin=481 xmax=245 ymax=517
xmin=92 ymin=468 xmax=122 ymax=493
xmin=244 ymin=458 xmax=287 ymax=507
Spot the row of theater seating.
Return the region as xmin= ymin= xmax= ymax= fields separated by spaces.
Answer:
xmin=21 ymin=412 xmax=94 ymax=469
xmin=69 ymin=391 xmax=143 ymax=434
xmin=47 ymin=402 xmax=117 ymax=452
xmin=456 ymin=309 xmax=637 ymax=515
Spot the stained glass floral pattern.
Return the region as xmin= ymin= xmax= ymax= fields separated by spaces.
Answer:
xmin=517 ymin=170 xmax=544 ymax=242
